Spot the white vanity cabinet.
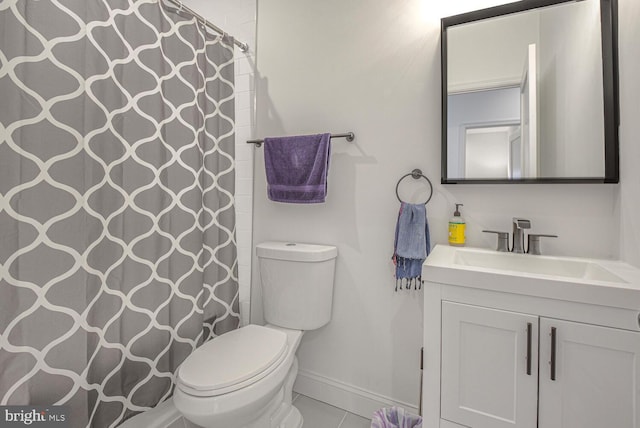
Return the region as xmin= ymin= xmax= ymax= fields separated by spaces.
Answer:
xmin=422 ymin=245 xmax=640 ymax=428
xmin=439 ymin=302 xmax=640 ymax=428
xmin=440 ymin=302 xmax=538 ymax=428
xmin=537 ymin=318 xmax=640 ymax=428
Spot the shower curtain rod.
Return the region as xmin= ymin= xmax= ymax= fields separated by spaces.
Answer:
xmin=162 ymin=0 xmax=249 ymax=52
xmin=247 ymin=132 xmax=355 ymax=148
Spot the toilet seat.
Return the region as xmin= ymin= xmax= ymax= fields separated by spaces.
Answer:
xmin=177 ymin=325 xmax=289 ymax=397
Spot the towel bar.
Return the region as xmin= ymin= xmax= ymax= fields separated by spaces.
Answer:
xmin=247 ymin=132 xmax=355 ymax=147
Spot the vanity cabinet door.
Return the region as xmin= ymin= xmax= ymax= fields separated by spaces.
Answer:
xmin=538 ymin=318 xmax=640 ymax=428
xmin=441 ymin=302 xmax=538 ymax=428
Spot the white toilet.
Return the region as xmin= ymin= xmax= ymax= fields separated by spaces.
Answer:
xmin=174 ymin=241 xmax=337 ymax=428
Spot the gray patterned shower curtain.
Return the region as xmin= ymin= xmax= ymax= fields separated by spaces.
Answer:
xmin=0 ymin=0 xmax=239 ymax=426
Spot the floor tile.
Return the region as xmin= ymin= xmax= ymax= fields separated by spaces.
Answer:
xmin=293 ymin=395 xmax=347 ymax=428
xmin=182 ymin=418 xmax=202 ymax=428
xmin=339 ymin=412 xmax=371 ymax=428
xmin=167 ymin=419 xmax=186 ymax=428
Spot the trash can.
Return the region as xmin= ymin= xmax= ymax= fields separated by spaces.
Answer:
xmin=371 ymin=406 xmax=423 ymax=428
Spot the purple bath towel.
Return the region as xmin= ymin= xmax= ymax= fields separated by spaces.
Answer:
xmin=263 ymin=133 xmax=331 ymax=203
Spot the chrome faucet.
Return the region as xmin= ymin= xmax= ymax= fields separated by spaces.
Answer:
xmin=512 ymin=218 xmax=531 ymax=254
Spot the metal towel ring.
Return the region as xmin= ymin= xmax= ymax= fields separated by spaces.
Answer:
xmin=395 ymin=169 xmax=433 ymax=205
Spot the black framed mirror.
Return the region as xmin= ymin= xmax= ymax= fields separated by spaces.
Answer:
xmin=441 ymin=0 xmax=619 ymax=184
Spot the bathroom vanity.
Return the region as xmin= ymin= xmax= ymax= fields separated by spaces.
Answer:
xmin=422 ymin=245 xmax=640 ymax=428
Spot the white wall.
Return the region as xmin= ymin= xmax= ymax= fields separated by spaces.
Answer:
xmin=183 ymin=0 xmax=256 ymax=323
xmin=447 ymin=11 xmax=539 ymax=91
xmin=618 ymin=0 xmax=640 ymax=269
xmin=252 ymin=0 xmax=435 ymax=413
xmin=538 ymin=0 xmax=604 ymax=178
xmin=252 ymin=0 xmax=630 ymax=417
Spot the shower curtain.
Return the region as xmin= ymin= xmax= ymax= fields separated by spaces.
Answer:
xmin=0 ymin=1 xmax=239 ymax=426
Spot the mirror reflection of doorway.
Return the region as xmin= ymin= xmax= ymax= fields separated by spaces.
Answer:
xmin=448 ymin=86 xmax=520 ymax=179
xmin=464 ymin=125 xmax=521 ymax=179
xmin=447 ymin=41 xmax=541 ymax=180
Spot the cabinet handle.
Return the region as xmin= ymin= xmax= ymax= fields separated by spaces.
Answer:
xmin=526 ymin=323 xmax=532 ymax=376
xmin=550 ymin=327 xmax=557 ymax=381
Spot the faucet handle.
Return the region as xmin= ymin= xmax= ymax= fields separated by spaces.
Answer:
xmin=483 ymin=230 xmax=510 ymax=252
xmin=527 ymin=234 xmax=558 ymax=255
xmin=512 ymin=218 xmax=532 ymax=229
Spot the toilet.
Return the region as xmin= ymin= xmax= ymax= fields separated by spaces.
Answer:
xmin=174 ymin=242 xmax=338 ymax=428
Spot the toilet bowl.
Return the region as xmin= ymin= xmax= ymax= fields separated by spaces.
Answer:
xmin=174 ymin=242 xmax=337 ymax=428
xmin=174 ymin=325 xmax=303 ymax=428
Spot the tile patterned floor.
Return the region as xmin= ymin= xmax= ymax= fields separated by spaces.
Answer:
xmin=293 ymin=394 xmax=371 ymax=428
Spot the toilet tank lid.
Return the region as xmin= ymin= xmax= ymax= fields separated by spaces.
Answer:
xmin=256 ymin=242 xmax=338 ymax=262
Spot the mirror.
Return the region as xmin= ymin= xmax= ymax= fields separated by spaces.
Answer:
xmin=441 ymin=0 xmax=619 ymax=183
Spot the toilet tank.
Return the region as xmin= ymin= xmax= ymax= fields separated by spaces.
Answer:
xmin=257 ymin=242 xmax=337 ymax=331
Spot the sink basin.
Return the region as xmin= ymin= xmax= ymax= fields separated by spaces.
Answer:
xmin=423 ymin=245 xmax=640 ymax=312
xmin=451 ymin=248 xmax=627 ymax=283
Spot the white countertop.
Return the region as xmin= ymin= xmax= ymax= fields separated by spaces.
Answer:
xmin=423 ymin=245 xmax=640 ymax=311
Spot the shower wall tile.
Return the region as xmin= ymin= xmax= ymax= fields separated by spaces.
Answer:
xmin=235 ymin=124 xmax=252 ymax=144
xmin=235 ymin=195 xmax=252 ymax=215
xmin=235 ymin=108 xmax=252 ymax=127
xmin=235 ymin=89 xmax=253 ymax=111
xmin=236 ymin=74 xmax=255 ymax=92
xmin=183 ymin=0 xmax=256 ymax=324
xmin=235 ymin=21 xmax=257 ymax=42
xmin=235 ymin=142 xmax=253 ymax=162
xmin=236 ymin=229 xmax=253 ymax=250
xmin=236 ymin=178 xmax=253 ymax=196
xmin=235 ymin=55 xmax=255 ymax=76
xmin=235 ymin=160 xmax=253 ymax=180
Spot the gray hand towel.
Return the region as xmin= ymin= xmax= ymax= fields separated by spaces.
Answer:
xmin=392 ymin=202 xmax=431 ymax=291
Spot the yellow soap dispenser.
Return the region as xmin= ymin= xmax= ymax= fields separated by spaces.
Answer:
xmin=448 ymin=203 xmax=466 ymax=247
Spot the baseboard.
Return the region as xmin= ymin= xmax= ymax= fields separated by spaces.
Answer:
xmin=293 ymin=369 xmax=419 ymax=419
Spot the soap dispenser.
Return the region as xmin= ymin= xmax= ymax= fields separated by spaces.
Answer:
xmin=448 ymin=203 xmax=466 ymax=247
